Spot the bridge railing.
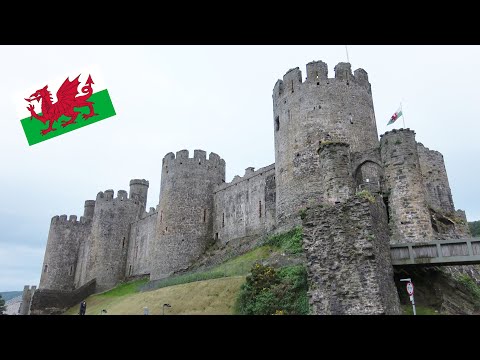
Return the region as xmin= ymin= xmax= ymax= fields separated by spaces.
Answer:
xmin=390 ymin=238 xmax=480 ymax=266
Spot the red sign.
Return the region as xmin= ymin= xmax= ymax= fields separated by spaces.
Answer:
xmin=406 ymin=282 xmax=414 ymax=296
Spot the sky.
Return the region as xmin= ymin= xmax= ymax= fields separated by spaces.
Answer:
xmin=0 ymin=45 xmax=479 ymax=292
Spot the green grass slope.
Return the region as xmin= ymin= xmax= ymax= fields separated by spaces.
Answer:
xmin=64 ymin=276 xmax=245 ymax=315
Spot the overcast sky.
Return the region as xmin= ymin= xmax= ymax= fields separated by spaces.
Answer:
xmin=0 ymin=45 xmax=478 ymax=292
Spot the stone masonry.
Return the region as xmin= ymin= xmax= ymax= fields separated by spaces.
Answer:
xmin=302 ymin=198 xmax=401 ymax=315
xmin=28 ymin=59 xmax=471 ymax=315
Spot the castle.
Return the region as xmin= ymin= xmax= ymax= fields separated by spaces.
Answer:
xmin=23 ymin=60 xmax=471 ymax=315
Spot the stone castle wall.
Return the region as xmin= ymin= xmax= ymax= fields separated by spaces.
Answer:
xmin=417 ymin=143 xmax=455 ymax=214
xmin=273 ymin=61 xmax=379 ymax=228
xmin=39 ymin=215 xmax=92 ymax=291
xmin=150 ymin=150 xmax=225 ymax=280
xmin=126 ymin=208 xmax=157 ymax=278
xmin=302 ymin=197 xmax=400 ymax=315
xmin=380 ymin=129 xmax=434 ymax=243
xmin=213 ymin=164 xmax=276 ymax=245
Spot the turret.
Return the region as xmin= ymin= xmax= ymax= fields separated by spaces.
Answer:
xmin=39 ymin=214 xmax=84 ymax=291
xmin=83 ymin=200 xmax=95 ymax=220
xmin=85 ymin=185 xmax=147 ymax=292
xmin=380 ymin=129 xmax=434 ymax=243
xmin=150 ymin=149 xmax=225 ymax=280
xmin=272 ymin=60 xmax=379 ymax=227
xmin=129 ymin=179 xmax=149 ymax=210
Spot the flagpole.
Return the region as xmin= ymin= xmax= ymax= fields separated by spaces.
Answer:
xmin=345 ymin=45 xmax=350 ymax=63
xmin=401 ymin=102 xmax=405 ymax=128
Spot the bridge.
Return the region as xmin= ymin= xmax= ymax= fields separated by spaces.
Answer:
xmin=390 ymin=238 xmax=480 ymax=266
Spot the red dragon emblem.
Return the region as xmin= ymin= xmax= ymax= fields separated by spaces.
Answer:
xmin=25 ymin=75 xmax=98 ymax=135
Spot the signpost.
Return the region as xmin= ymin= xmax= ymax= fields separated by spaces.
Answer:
xmin=400 ymin=278 xmax=416 ymax=315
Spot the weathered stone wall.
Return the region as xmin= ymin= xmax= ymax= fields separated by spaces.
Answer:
xmin=19 ymin=285 xmax=36 ymax=315
xmin=302 ymin=197 xmax=400 ymax=315
xmin=213 ymin=164 xmax=276 ymax=245
xmin=380 ymin=129 xmax=434 ymax=243
xmin=351 ymin=147 xmax=383 ymax=193
xmin=86 ymin=188 xmax=143 ymax=292
xmin=29 ymin=279 xmax=96 ymax=315
xmin=126 ymin=207 xmax=157 ymax=277
xmin=417 ymin=143 xmax=455 ymax=213
xmin=318 ymin=142 xmax=355 ymax=204
xmin=273 ymin=61 xmax=379 ymax=228
xmin=150 ymin=150 xmax=225 ymax=280
xmin=39 ymin=215 xmax=92 ymax=291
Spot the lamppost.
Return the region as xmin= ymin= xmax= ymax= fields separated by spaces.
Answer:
xmin=163 ymin=303 xmax=171 ymax=315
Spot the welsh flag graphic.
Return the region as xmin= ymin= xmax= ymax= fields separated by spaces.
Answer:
xmin=20 ymin=73 xmax=116 ymax=146
xmin=387 ymin=106 xmax=403 ymax=126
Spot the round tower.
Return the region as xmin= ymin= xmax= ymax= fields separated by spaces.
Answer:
xmin=272 ymin=60 xmax=379 ymax=227
xmin=86 ymin=188 xmax=144 ymax=291
xmin=380 ymin=129 xmax=434 ymax=243
xmin=318 ymin=142 xmax=355 ymax=204
xmin=129 ymin=179 xmax=149 ymax=210
xmin=83 ymin=200 xmax=95 ymax=220
xmin=150 ymin=149 xmax=226 ymax=280
xmin=39 ymin=215 xmax=81 ymax=291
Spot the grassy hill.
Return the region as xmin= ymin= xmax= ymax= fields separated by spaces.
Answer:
xmin=64 ymin=228 xmax=307 ymax=315
xmin=64 ymin=276 xmax=245 ymax=315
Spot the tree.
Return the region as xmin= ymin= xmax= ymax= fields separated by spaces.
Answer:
xmin=0 ymin=295 xmax=6 ymax=315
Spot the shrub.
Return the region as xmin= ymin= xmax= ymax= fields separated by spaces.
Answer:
xmin=235 ymin=264 xmax=309 ymax=315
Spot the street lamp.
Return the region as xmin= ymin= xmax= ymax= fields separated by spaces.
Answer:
xmin=163 ymin=303 xmax=171 ymax=315
xmin=400 ymin=278 xmax=416 ymax=315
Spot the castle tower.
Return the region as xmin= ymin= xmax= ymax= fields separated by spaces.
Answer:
xmin=83 ymin=200 xmax=95 ymax=220
xmin=272 ymin=61 xmax=379 ymax=227
xmin=39 ymin=215 xmax=83 ymax=290
xmin=86 ymin=186 xmax=145 ymax=291
xmin=318 ymin=142 xmax=355 ymax=204
xmin=380 ymin=129 xmax=434 ymax=243
xmin=417 ymin=143 xmax=455 ymax=214
xmin=19 ymin=285 xmax=36 ymax=315
xmin=150 ymin=150 xmax=225 ymax=280
xmin=129 ymin=179 xmax=149 ymax=211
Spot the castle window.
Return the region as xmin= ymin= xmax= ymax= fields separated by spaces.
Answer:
xmin=69 ymin=265 xmax=73 ymax=276
xmin=316 ymin=71 xmax=319 ymax=79
xmin=349 ymin=114 xmax=353 ymax=124
xmin=317 ymin=82 xmax=320 ymax=86
xmin=129 ymin=265 xmax=132 ymax=275
xmin=215 ymin=233 xmax=219 ymax=240
xmin=259 ymin=201 xmax=262 ymax=218
xmin=291 ymin=80 xmax=294 ymax=93
xmin=122 ymin=237 xmax=125 ymax=248
xmin=203 ymin=209 xmax=207 ymax=223
xmin=222 ymin=213 xmax=225 ymax=228
xmin=160 ymin=210 xmax=163 ymax=222
xmin=275 ymin=116 xmax=280 ymax=131
xmin=165 ymin=227 xmax=168 ymax=233
xmin=44 ymin=264 xmax=48 ymax=273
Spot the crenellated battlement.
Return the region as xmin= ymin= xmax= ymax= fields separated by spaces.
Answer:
xmin=162 ymin=149 xmax=225 ymax=168
xmin=214 ymin=163 xmax=275 ymax=193
xmin=50 ymin=214 xmax=89 ymax=226
xmin=380 ymin=128 xmax=415 ymax=138
xmin=272 ymin=61 xmax=371 ymax=100
xmin=95 ymin=189 xmax=140 ymax=204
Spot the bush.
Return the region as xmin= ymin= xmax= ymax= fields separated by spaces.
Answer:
xmin=235 ymin=263 xmax=309 ymax=315
xmin=356 ymin=190 xmax=375 ymax=203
